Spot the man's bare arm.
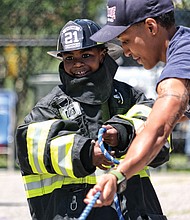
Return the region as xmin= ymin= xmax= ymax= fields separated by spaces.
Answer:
xmin=116 ymin=78 xmax=189 ymax=179
xmin=84 ymin=78 xmax=190 ymax=207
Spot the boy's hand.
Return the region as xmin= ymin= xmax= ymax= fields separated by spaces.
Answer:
xmin=102 ymin=124 xmax=119 ymax=147
xmin=92 ymin=140 xmax=114 ymax=170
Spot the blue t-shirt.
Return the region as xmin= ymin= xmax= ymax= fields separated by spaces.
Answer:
xmin=156 ymin=26 xmax=190 ymax=118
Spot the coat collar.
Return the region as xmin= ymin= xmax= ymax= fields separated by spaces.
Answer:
xmin=59 ymin=54 xmax=118 ymax=105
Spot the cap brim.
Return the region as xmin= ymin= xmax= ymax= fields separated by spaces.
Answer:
xmin=90 ymin=25 xmax=128 ymax=43
xmin=107 ymin=42 xmax=123 ymax=60
xmin=47 ymin=51 xmax=62 ymax=61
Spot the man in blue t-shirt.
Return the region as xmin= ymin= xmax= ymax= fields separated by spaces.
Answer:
xmin=84 ymin=0 xmax=190 ymax=208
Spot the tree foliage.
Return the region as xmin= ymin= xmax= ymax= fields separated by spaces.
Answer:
xmin=0 ymin=0 xmax=189 ymax=124
xmin=0 ymin=0 xmax=106 ymax=123
xmin=173 ymin=0 xmax=190 ymax=9
xmin=0 ymin=0 xmax=105 ymax=36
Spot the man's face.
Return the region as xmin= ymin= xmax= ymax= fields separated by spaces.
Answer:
xmin=62 ymin=47 xmax=105 ymax=77
xmin=118 ymin=21 xmax=161 ymax=70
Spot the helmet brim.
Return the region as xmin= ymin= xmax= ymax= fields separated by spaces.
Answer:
xmin=47 ymin=43 xmax=123 ymax=61
xmin=47 ymin=51 xmax=62 ymax=61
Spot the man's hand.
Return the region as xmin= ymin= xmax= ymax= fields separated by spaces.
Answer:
xmin=84 ymin=173 xmax=117 ymax=206
xmin=92 ymin=140 xmax=114 ymax=170
xmin=102 ymin=124 xmax=119 ymax=147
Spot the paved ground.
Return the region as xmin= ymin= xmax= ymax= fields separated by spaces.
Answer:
xmin=0 ymin=170 xmax=31 ymax=220
xmin=151 ymin=171 xmax=190 ymax=220
xmin=0 ymin=170 xmax=189 ymax=220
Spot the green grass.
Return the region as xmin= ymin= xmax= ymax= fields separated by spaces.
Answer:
xmin=0 ymin=155 xmax=19 ymax=169
xmin=166 ymin=153 xmax=190 ymax=171
xmin=0 ymin=155 xmax=8 ymax=168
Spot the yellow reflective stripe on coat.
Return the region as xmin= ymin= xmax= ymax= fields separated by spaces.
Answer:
xmin=136 ymin=166 xmax=150 ymax=178
xmin=23 ymin=174 xmax=97 ymax=198
xmin=26 ymin=119 xmax=58 ymax=174
xmin=125 ymin=104 xmax=152 ymax=119
xmin=118 ymin=103 xmax=172 ymax=151
xmin=23 ymin=174 xmax=66 ymax=198
xmin=50 ymin=134 xmax=75 ymax=177
xmin=118 ymin=104 xmax=152 ymax=130
xmin=23 ymin=167 xmax=150 ymax=199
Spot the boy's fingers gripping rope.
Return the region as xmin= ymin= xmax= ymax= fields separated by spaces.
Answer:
xmin=78 ymin=127 xmax=124 ymax=220
xmin=98 ymin=127 xmax=119 ymax=165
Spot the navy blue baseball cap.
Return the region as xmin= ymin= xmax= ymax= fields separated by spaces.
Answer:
xmin=91 ymin=0 xmax=174 ymax=43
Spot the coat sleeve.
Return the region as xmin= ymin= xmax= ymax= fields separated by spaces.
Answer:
xmin=16 ymin=104 xmax=96 ymax=178
xmin=105 ymin=100 xmax=172 ymax=167
xmin=104 ymin=117 xmax=135 ymax=158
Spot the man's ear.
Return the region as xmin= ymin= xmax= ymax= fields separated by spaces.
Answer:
xmin=145 ymin=18 xmax=158 ymax=36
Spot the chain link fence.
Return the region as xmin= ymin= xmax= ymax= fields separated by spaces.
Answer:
xmin=0 ymin=0 xmax=106 ymax=168
xmin=0 ymin=0 xmax=106 ymax=122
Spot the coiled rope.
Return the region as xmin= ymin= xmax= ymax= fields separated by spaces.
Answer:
xmin=79 ymin=127 xmax=124 ymax=220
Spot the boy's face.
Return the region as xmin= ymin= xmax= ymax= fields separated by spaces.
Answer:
xmin=62 ymin=47 xmax=105 ymax=78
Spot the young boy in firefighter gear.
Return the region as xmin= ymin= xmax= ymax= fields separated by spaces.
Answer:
xmin=16 ymin=19 xmax=171 ymax=220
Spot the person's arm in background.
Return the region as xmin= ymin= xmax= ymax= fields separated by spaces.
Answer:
xmin=84 ymin=77 xmax=190 ymax=207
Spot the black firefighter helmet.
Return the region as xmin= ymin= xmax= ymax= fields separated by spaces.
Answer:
xmin=47 ymin=19 xmax=105 ymax=59
xmin=47 ymin=19 xmax=123 ymax=61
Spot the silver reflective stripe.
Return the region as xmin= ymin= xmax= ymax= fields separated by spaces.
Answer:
xmin=50 ymin=134 xmax=75 ymax=177
xmin=32 ymin=127 xmax=43 ymax=173
xmin=24 ymin=174 xmax=64 ymax=191
xmin=57 ymin=142 xmax=67 ymax=175
xmin=27 ymin=120 xmax=58 ymax=173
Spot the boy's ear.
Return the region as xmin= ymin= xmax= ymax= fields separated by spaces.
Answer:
xmin=100 ymin=49 xmax=107 ymax=63
xmin=101 ymin=48 xmax=107 ymax=56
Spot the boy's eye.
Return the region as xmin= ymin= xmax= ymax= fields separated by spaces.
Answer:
xmin=64 ymin=56 xmax=73 ymax=61
xmin=63 ymin=53 xmax=92 ymax=61
xmin=82 ymin=54 xmax=91 ymax=58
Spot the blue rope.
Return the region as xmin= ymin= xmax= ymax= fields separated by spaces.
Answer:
xmin=98 ymin=127 xmax=120 ymax=165
xmin=79 ymin=127 xmax=125 ymax=220
xmin=114 ymin=195 xmax=124 ymax=220
xmin=78 ymin=191 xmax=101 ymax=220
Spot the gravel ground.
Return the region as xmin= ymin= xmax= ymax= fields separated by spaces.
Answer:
xmin=0 ymin=170 xmax=189 ymax=220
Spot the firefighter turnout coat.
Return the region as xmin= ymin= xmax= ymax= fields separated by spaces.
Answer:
xmin=16 ymin=55 xmax=170 ymax=220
